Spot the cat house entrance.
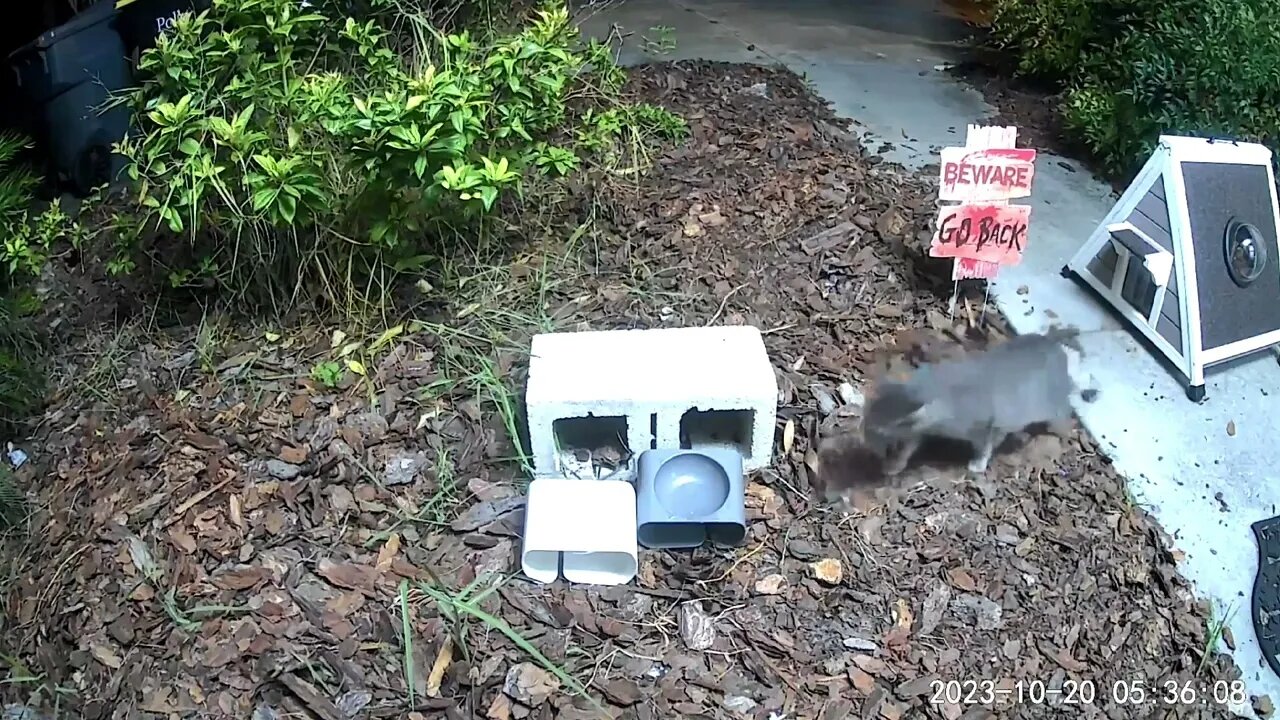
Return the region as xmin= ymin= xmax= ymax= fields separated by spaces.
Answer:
xmin=679 ymin=408 xmax=753 ymax=458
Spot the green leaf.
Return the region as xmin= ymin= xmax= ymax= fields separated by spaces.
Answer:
xmin=370 ymin=324 xmax=405 ymax=352
xmin=251 ymin=155 xmax=277 ymax=174
xmin=179 ymin=138 xmax=201 ymax=156
xmin=207 ymin=117 xmax=234 ymax=139
xmin=277 ymin=193 xmax=297 ymax=224
xmin=251 ymin=188 xmax=278 ymax=212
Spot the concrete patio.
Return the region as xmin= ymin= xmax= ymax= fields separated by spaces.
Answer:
xmin=577 ymin=0 xmax=1280 ymax=714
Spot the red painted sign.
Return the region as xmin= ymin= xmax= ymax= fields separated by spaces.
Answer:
xmin=952 ymin=257 xmax=1000 ymax=280
xmin=930 ymin=203 xmax=1031 ymax=265
xmin=938 ymin=147 xmax=1037 ymax=202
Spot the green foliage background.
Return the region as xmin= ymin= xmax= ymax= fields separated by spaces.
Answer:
xmin=987 ymin=0 xmax=1280 ymax=177
xmin=112 ymin=0 xmax=684 ymax=308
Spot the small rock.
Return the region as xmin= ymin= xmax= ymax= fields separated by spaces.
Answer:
xmin=852 ymin=654 xmax=890 ymax=677
xmin=919 ymin=582 xmax=952 ymax=635
xmin=384 ymin=452 xmax=429 ymax=486
xmin=679 ymin=601 xmax=717 ymax=651
xmin=250 ymin=705 xmax=280 ymax=720
xmin=344 ymin=412 xmax=389 ymax=441
xmin=279 ymin=445 xmax=308 ymax=464
xmin=879 ymin=701 xmax=905 ymax=720
xmin=1256 ymin=695 xmax=1275 ymax=718
xmin=809 ymin=558 xmax=843 ymax=585
xmin=502 ymin=663 xmax=559 ymax=707
xmin=741 ymin=82 xmax=770 ymax=98
xmin=723 ymin=695 xmax=757 ymax=714
xmin=451 ymin=496 xmax=525 ymax=532
xmin=838 ymin=382 xmax=863 ymax=406
xmin=107 ymin=616 xmax=135 ymax=645
xmin=336 ymin=690 xmax=372 ymax=717
xmin=754 ymin=573 xmax=787 ymax=595
xmin=842 ymin=635 xmax=879 ymax=652
xmin=993 ymin=524 xmax=1020 ymax=545
xmin=787 ymin=538 xmax=821 ymax=560
xmin=601 ymin=679 xmax=642 ymax=705
xmin=3 ymin=705 xmax=46 ymax=720
xmin=951 ymin=594 xmax=1003 ymax=630
xmin=265 ymin=460 xmax=301 ymax=480
xmin=811 ymin=385 xmax=839 ymax=416
xmin=849 ymin=666 xmax=877 ymax=695
xmin=468 ymin=477 xmax=516 ymax=501
xmin=823 ymin=656 xmax=847 ymax=675
xmin=896 ymin=676 xmax=936 ymax=698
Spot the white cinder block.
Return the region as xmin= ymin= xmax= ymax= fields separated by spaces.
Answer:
xmin=525 ymin=325 xmax=778 ymax=478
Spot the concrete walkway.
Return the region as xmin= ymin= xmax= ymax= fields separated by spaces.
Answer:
xmin=579 ymin=0 xmax=1280 ymax=714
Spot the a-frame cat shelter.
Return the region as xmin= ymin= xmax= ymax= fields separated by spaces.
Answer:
xmin=1064 ymin=135 xmax=1280 ymax=402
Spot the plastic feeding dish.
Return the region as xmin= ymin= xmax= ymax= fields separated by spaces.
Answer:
xmin=635 ymin=448 xmax=746 ymax=549
xmin=520 ymin=478 xmax=638 ymax=585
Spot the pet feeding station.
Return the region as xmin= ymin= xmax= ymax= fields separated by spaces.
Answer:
xmin=519 ymin=325 xmax=777 ymax=585
xmin=1064 ymin=135 xmax=1280 ymax=402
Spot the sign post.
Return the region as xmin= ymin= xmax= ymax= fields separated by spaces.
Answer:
xmin=931 ymin=126 xmax=1037 ymax=283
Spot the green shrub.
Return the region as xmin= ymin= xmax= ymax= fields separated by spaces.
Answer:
xmin=988 ymin=0 xmax=1280 ymax=176
xmin=113 ymin=0 xmax=684 ymax=307
xmin=0 ymin=134 xmax=50 ymax=433
xmin=0 ymin=132 xmax=83 ymax=278
xmin=0 ymin=296 xmax=44 ymax=434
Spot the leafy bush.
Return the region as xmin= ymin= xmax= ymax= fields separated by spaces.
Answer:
xmin=0 ymin=132 xmax=83 ymax=278
xmin=988 ymin=0 xmax=1280 ymax=176
xmin=0 ymin=296 xmax=44 ymax=433
xmin=114 ymin=0 xmax=685 ymax=307
xmin=0 ymin=134 xmax=50 ymax=432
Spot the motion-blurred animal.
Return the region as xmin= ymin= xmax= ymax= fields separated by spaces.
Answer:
xmin=860 ymin=328 xmax=1095 ymax=475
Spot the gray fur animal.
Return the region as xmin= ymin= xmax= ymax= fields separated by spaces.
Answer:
xmin=861 ymin=329 xmax=1096 ymax=475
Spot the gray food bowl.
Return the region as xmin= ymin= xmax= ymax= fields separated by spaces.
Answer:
xmin=635 ymin=448 xmax=746 ymax=549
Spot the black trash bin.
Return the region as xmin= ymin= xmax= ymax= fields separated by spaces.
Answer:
xmin=8 ymin=0 xmax=133 ymax=197
xmin=114 ymin=0 xmax=211 ymax=54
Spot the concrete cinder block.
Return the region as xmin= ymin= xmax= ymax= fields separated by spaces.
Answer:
xmin=525 ymin=325 xmax=778 ymax=478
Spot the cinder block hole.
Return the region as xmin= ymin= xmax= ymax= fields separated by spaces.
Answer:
xmin=553 ymin=415 xmax=630 ymax=456
xmin=649 ymin=414 xmax=658 ymax=450
xmin=679 ymin=408 xmax=753 ymax=456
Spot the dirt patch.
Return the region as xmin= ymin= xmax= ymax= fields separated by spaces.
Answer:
xmin=0 ymin=61 xmax=1248 ymax=719
xmin=948 ymin=62 xmax=1071 ymax=155
xmin=947 ymin=59 xmax=1135 ymax=193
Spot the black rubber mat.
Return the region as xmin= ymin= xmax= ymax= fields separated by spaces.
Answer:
xmin=1252 ymin=515 xmax=1280 ymax=678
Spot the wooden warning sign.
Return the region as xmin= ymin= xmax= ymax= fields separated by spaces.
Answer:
xmin=938 ymin=147 xmax=1036 ymax=202
xmin=931 ymin=125 xmax=1037 ymax=280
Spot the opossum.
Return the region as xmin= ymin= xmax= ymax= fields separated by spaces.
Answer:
xmin=860 ymin=328 xmax=1097 ymax=475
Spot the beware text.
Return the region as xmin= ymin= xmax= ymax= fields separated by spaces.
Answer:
xmin=938 ymin=147 xmax=1036 ymax=202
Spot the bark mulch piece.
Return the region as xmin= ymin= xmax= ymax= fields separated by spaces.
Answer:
xmin=0 ymin=60 xmax=1250 ymax=720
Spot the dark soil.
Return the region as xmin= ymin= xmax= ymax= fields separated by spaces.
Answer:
xmin=0 ymin=61 xmax=1250 ymax=720
xmin=947 ymin=59 xmax=1136 ymax=192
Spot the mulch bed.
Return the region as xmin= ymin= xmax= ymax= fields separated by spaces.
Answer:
xmin=0 ymin=61 xmax=1254 ymax=720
